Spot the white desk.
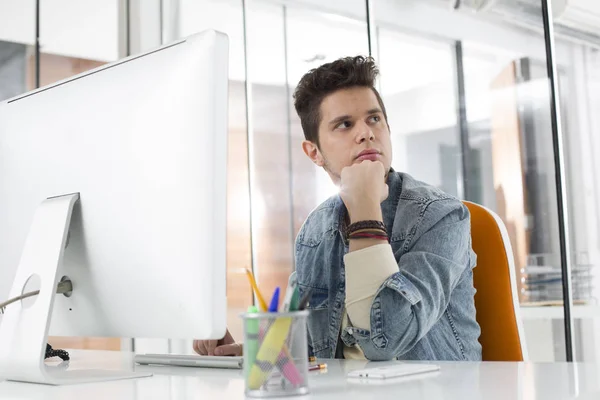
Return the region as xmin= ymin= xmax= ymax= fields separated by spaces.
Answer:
xmin=1 ymin=350 xmax=599 ymax=399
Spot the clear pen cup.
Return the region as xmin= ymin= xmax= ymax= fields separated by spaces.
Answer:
xmin=241 ymin=310 xmax=310 ymax=398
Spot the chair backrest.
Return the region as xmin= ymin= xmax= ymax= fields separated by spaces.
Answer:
xmin=463 ymin=201 xmax=528 ymax=361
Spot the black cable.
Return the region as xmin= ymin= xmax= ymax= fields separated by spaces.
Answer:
xmin=45 ymin=343 xmax=70 ymax=361
xmin=1 ymin=281 xmax=73 ymax=362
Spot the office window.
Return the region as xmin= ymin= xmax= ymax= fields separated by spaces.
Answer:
xmin=244 ymin=1 xmax=292 ymax=306
xmin=0 ymin=0 xmax=32 ymax=101
xmin=285 ymin=2 xmax=370 ymax=235
xmin=32 ymin=0 xmax=120 ymax=91
xmin=243 ymin=0 xmax=369 ymax=308
xmin=377 ymin=29 xmax=460 ymax=197
xmin=0 ymin=41 xmax=27 ymax=102
xmin=557 ymin=45 xmax=600 ymax=362
xmin=372 ymin=0 xmax=585 ymax=361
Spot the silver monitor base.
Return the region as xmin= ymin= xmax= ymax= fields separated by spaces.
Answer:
xmin=0 ymin=194 xmax=152 ymax=385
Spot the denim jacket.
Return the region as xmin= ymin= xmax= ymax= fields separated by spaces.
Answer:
xmin=291 ymin=170 xmax=482 ymax=361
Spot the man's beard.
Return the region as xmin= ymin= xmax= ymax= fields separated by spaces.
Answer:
xmin=321 ymin=154 xmax=341 ymax=183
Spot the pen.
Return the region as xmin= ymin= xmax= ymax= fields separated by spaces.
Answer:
xmin=309 ymin=363 xmax=327 ymax=372
xmin=289 ymin=286 xmax=300 ymax=311
xmin=272 ymin=363 xmax=327 ymax=378
xmin=268 ymin=287 xmax=280 ymax=312
xmin=271 ymin=363 xmax=327 ymax=378
xmin=244 ymin=269 xmax=302 ymax=386
xmin=245 ymin=268 xmax=268 ymax=311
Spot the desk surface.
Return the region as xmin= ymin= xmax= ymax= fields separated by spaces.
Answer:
xmin=1 ymin=350 xmax=599 ymax=399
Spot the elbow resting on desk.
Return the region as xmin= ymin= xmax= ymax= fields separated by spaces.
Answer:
xmin=349 ymin=261 xmax=472 ymax=360
xmin=347 ymin=277 xmax=434 ymax=361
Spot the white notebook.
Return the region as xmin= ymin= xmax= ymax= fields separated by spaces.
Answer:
xmin=134 ymin=353 xmax=243 ymax=369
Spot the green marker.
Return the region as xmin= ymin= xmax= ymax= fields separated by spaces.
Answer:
xmin=245 ymin=305 xmax=259 ymax=377
xmin=289 ymin=287 xmax=300 ymax=312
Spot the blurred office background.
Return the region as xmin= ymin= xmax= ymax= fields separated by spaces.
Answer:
xmin=1 ymin=0 xmax=599 ymax=362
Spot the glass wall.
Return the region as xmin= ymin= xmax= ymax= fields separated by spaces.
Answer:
xmin=377 ymin=29 xmax=460 ymax=197
xmin=285 ymin=2 xmax=370 ymax=233
xmin=0 ymin=0 xmax=32 ymax=102
xmin=373 ymin=0 xmax=570 ymax=361
xmin=244 ymin=1 xmax=294 ymax=332
xmin=3 ymin=0 xmax=600 ymax=362
xmin=241 ymin=0 xmax=369 ymax=343
xmin=557 ymin=43 xmax=600 ymax=362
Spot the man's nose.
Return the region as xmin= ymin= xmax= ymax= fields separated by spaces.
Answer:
xmin=356 ymin=122 xmax=375 ymax=143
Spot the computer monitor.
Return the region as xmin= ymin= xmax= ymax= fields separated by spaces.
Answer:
xmin=0 ymin=29 xmax=229 ymax=385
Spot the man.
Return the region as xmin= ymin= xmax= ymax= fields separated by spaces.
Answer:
xmin=194 ymin=56 xmax=482 ymax=361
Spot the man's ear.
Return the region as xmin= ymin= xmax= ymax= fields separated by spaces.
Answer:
xmin=302 ymin=140 xmax=324 ymax=167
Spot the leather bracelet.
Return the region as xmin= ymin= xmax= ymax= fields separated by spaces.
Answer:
xmin=349 ymin=232 xmax=388 ymax=241
xmin=346 ymin=220 xmax=387 ymax=241
xmin=350 ymin=228 xmax=387 ymax=236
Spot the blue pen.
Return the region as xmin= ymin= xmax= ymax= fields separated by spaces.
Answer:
xmin=268 ymin=287 xmax=280 ymax=312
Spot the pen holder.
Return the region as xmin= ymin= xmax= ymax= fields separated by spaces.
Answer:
xmin=241 ymin=310 xmax=310 ymax=398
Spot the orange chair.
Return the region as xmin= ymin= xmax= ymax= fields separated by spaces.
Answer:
xmin=463 ymin=201 xmax=528 ymax=361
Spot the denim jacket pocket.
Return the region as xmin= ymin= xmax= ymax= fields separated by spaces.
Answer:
xmin=295 ymin=231 xmax=334 ymax=289
xmin=296 ymin=226 xmax=330 ymax=248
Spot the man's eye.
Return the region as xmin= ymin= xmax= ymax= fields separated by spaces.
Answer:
xmin=369 ymin=115 xmax=381 ymax=123
xmin=336 ymin=121 xmax=352 ymax=129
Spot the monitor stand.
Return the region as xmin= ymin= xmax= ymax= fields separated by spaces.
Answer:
xmin=0 ymin=193 xmax=151 ymax=385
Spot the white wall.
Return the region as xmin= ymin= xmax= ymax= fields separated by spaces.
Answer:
xmin=385 ymin=83 xmax=457 ymax=136
xmin=270 ymin=0 xmax=367 ymax=21
xmin=0 ymin=0 xmax=35 ymax=45
xmin=384 ymin=84 xmax=459 ymax=189
xmin=0 ymin=0 xmax=121 ymax=62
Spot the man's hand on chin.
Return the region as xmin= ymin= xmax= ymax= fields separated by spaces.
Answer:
xmin=339 ymin=161 xmax=388 ymax=224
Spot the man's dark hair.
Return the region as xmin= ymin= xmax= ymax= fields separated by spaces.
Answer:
xmin=293 ymin=56 xmax=388 ymax=147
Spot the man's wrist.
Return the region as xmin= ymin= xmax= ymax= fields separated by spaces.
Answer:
xmin=347 ymin=202 xmax=383 ymax=223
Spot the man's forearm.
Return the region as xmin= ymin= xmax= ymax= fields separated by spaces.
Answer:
xmin=345 ymin=203 xmax=391 ymax=330
xmin=344 ymin=244 xmax=399 ymax=330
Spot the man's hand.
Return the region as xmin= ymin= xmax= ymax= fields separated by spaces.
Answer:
xmin=193 ymin=329 xmax=242 ymax=356
xmin=340 ymin=161 xmax=388 ymax=223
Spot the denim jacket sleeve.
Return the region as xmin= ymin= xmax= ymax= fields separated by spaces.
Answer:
xmin=350 ymin=198 xmax=472 ymax=361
